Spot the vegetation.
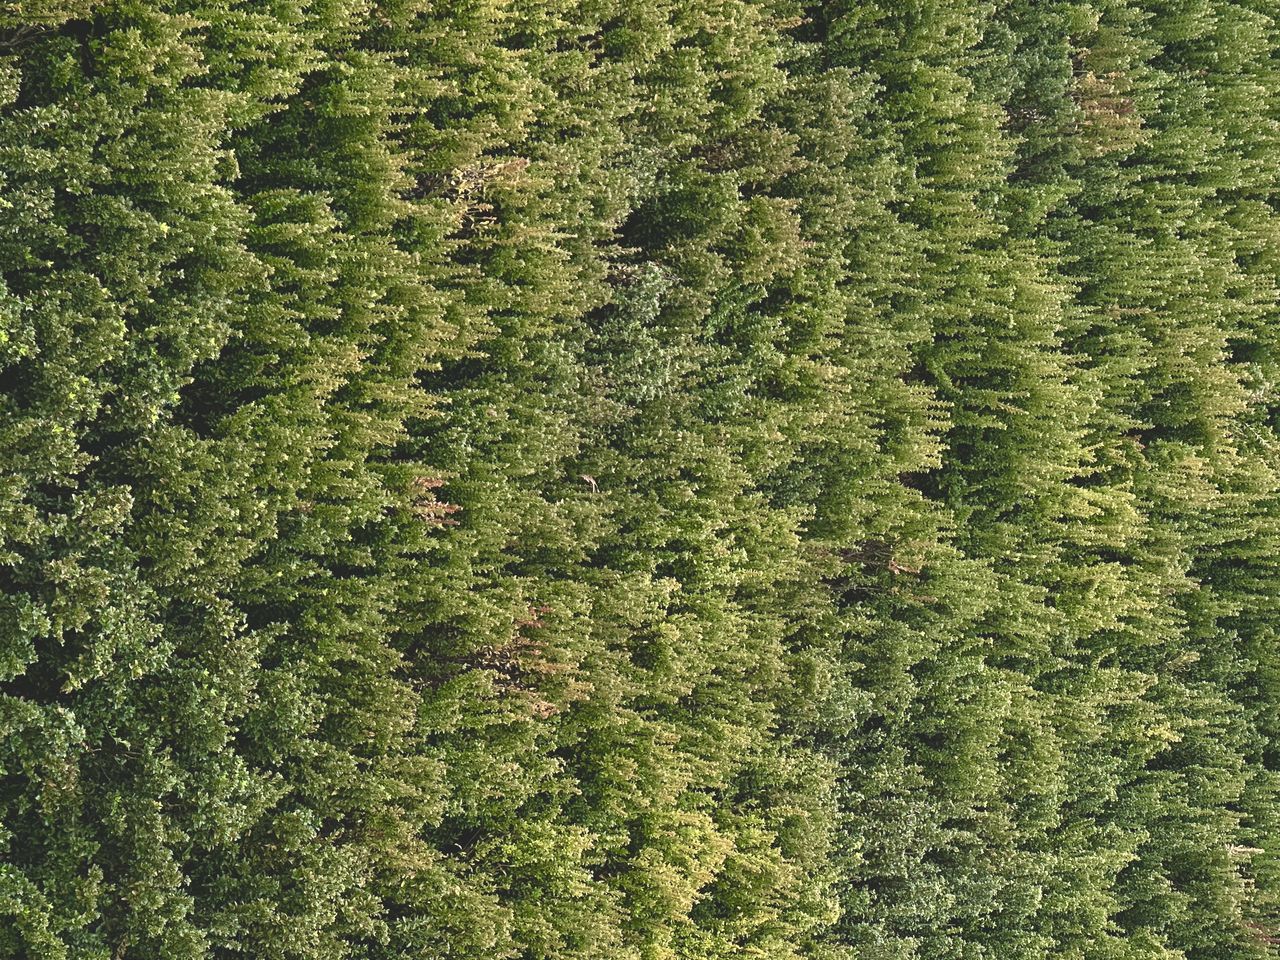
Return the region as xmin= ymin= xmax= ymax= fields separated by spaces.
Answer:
xmin=2 ymin=0 xmax=1279 ymax=957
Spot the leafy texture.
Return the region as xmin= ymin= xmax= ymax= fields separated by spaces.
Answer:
xmin=1 ymin=1 xmax=1279 ymax=958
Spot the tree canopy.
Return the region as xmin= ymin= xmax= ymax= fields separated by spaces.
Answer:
xmin=2 ymin=1 xmax=1280 ymax=957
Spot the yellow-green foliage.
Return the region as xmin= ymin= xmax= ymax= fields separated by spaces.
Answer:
xmin=1 ymin=1 xmax=1279 ymax=958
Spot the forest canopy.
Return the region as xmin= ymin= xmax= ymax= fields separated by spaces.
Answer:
xmin=2 ymin=0 xmax=1280 ymax=957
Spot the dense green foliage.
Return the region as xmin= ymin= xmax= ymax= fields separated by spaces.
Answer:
xmin=2 ymin=0 xmax=1280 ymax=957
